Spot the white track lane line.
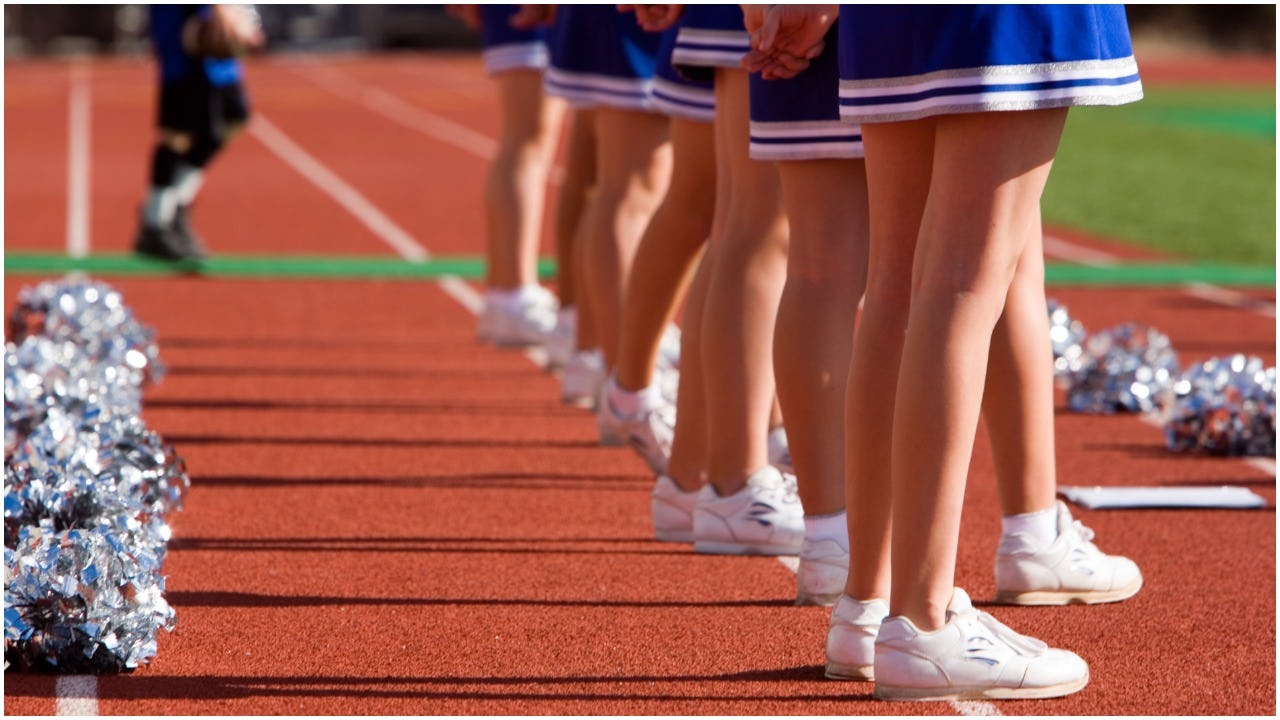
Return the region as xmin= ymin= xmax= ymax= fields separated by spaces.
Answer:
xmin=289 ymin=59 xmax=497 ymax=160
xmin=55 ymin=675 xmax=99 ymax=716
xmin=65 ymin=61 xmax=91 ymax=258
xmin=248 ymin=113 xmax=548 ymax=368
xmin=288 ymin=60 xmax=566 ymax=185
xmin=54 ymin=60 xmax=99 ymax=719
xmin=1042 ymin=233 xmax=1275 ymax=319
xmin=248 ymin=115 xmax=429 ymax=263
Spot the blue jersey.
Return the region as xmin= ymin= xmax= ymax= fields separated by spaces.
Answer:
xmin=149 ymin=5 xmax=243 ymax=86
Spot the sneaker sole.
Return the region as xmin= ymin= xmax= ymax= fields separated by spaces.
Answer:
xmin=994 ymin=576 xmax=1143 ymax=606
xmin=824 ymin=661 xmax=873 ymax=681
xmin=693 ymin=540 xmax=801 ymax=556
xmin=873 ymin=673 xmax=1089 ymax=701
xmin=561 ymin=394 xmax=596 ymax=409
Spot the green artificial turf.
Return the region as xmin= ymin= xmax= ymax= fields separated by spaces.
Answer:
xmin=1044 ymin=85 xmax=1276 ymax=266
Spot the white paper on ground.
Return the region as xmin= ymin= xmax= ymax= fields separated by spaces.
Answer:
xmin=1058 ymin=485 xmax=1268 ymax=510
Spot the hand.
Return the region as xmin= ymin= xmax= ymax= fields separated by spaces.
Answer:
xmin=741 ymin=4 xmax=835 ymax=80
xmin=187 ymin=5 xmax=264 ymax=58
xmin=752 ymin=4 xmax=835 ymax=58
xmin=446 ymin=4 xmax=480 ymax=31
xmin=509 ymin=4 xmax=557 ymax=30
xmin=619 ymin=4 xmax=684 ymax=32
xmin=743 ymin=47 xmax=820 ymax=80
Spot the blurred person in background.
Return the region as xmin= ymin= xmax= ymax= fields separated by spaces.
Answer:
xmin=134 ymin=4 xmax=262 ymax=262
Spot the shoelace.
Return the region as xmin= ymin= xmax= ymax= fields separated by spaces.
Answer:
xmin=1064 ymin=518 xmax=1103 ymax=558
xmin=969 ymin=611 xmax=1049 ymax=657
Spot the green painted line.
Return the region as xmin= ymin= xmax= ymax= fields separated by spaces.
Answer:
xmin=3 ymin=252 xmax=1274 ymax=288
xmin=1044 ymin=262 xmax=1274 ymax=287
xmin=1141 ymin=107 xmax=1277 ymax=138
xmin=3 ymin=252 xmax=557 ymax=280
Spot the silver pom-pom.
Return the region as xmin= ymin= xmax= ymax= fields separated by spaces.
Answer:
xmin=9 ymin=408 xmax=189 ymax=520
xmin=1066 ymin=323 xmax=1180 ymax=414
xmin=1162 ymin=354 xmax=1276 ymax=456
xmin=4 ymin=276 xmax=183 ymax=673
xmin=5 ymin=337 xmax=145 ymax=453
xmin=1047 ymin=299 xmax=1088 ymax=388
xmin=5 ymin=463 xmax=173 ymax=558
xmin=5 ymin=524 xmax=174 ymax=672
xmin=7 ymin=276 xmax=164 ymax=386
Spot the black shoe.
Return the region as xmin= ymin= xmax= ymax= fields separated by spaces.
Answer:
xmin=172 ymin=205 xmax=209 ymax=258
xmin=134 ymin=221 xmax=207 ymax=262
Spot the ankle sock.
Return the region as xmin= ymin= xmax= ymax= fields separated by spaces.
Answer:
xmin=1001 ymin=505 xmax=1058 ymax=550
xmin=804 ymin=510 xmax=848 ymax=549
xmin=142 ymin=185 xmax=180 ymax=226
xmin=605 ymin=375 xmax=660 ymax=417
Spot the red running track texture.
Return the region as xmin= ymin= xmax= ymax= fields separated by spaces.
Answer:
xmin=4 ymin=54 xmax=1276 ymax=715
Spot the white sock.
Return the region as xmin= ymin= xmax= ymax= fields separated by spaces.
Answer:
xmin=1001 ymin=506 xmax=1058 ymax=550
xmin=804 ymin=510 xmax=848 ymax=549
xmin=172 ymin=162 xmax=205 ymax=206
xmin=142 ymin=185 xmax=180 ymax=226
xmin=606 ymin=374 xmax=660 ymax=417
xmin=511 ymin=283 xmax=551 ymax=307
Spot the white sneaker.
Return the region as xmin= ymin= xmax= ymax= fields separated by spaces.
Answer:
xmin=796 ymin=538 xmax=849 ymax=607
xmin=598 ymin=379 xmax=674 ymax=471
xmin=994 ymin=500 xmax=1143 ymax=606
xmin=825 ymin=595 xmax=889 ymax=680
xmin=655 ymin=364 xmax=680 ymax=406
xmin=657 ymin=323 xmax=681 ymax=370
xmin=692 ymin=466 xmax=804 ymax=556
xmin=561 ymin=348 xmax=604 ymax=408
xmin=873 ymin=587 xmax=1090 ymax=701
xmin=545 ymin=307 xmax=576 ymax=371
xmin=651 ymin=475 xmax=698 ymax=543
xmin=477 ymin=287 xmax=557 ymax=347
xmin=767 ymin=426 xmax=793 ymax=473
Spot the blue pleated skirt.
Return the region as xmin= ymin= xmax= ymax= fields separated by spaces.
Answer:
xmin=478 ymin=5 xmax=548 ymax=75
xmin=749 ymin=24 xmax=862 ymax=161
xmin=545 ymin=6 xmax=661 ymax=111
xmin=837 ymin=4 xmax=1143 ymax=123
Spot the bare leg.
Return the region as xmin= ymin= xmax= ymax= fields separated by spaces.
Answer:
xmin=484 ymin=70 xmax=566 ymax=290
xmin=700 ymin=69 xmax=789 ymax=495
xmin=665 ymin=109 xmax=733 ymax=493
xmin=843 ymin=125 xmax=933 ymax=604
xmin=577 ymin=107 xmax=672 ymax=369
xmin=774 ymin=159 xmax=869 ymax=516
xmin=553 ymin=109 xmax=596 ymax=312
xmin=614 ymin=117 xmax=715 ymax=392
xmin=984 ymin=209 xmax=1057 ymax=516
xmin=882 ymin=109 xmax=1067 ymax=630
xmin=665 ymin=247 xmax=712 ymax=492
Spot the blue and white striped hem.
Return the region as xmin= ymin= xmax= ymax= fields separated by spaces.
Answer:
xmin=483 ymin=43 xmax=549 ymax=75
xmin=650 ymin=76 xmax=715 ymax=123
xmin=838 ymin=58 xmax=1143 ymax=122
xmin=545 ymin=67 xmax=654 ymax=111
xmin=673 ymin=28 xmax=750 ymax=69
xmin=749 ymin=120 xmax=864 ymax=161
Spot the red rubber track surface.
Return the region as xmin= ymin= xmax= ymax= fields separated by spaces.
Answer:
xmin=3 ymin=54 xmax=1275 ymax=716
